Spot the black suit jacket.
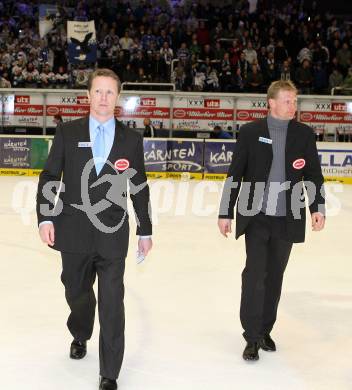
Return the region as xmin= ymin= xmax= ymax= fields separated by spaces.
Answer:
xmin=37 ymin=116 xmax=152 ymax=258
xmin=219 ymin=118 xmax=325 ymax=243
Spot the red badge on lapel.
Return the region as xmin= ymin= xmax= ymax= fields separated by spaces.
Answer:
xmin=292 ymin=158 xmax=306 ymax=170
xmin=114 ymin=159 xmax=130 ymax=171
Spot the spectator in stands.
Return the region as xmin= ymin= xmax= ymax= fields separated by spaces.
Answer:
xmin=231 ymin=67 xmax=245 ymax=92
xmin=219 ymin=52 xmax=232 ymax=91
xmin=243 ymin=41 xmax=257 ymax=65
xmin=22 ymin=62 xmax=40 ymax=88
xmin=55 ymin=66 xmax=69 ymax=88
xmin=245 ymin=63 xmax=265 ymax=93
xmin=151 ymin=51 xmax=167 ymax=82
xmin=313 ymin=62 xmax=328 ymax=94
xmin=177 ymin=42 xmax=190 ymax=63
xmin=337 ymin=42 xmax=352 ymax=75
xmin=313 ymin=39 xmax=329 ymax=65
xmin=214 ymin=41 xmax=225 ymax=62
xmin=189 ymin=34 xmax=201 ymax=58
xmin=119 ymin=29 xmax=134 ymax=53
xmin=192 ymin=63 xmax=205 ymax=91
xmin=119 ymin=61 xmax=133 ymax=82
xmin=237 ymin=51 xmax=250 ymax=80
xmin=229 ymin=38 xmax=243 ymax=66
xmin=274 ymin=39 xmax=288 ymax=65
xmin=203 ymin=61 xmax=219 ymax=92
xmin=160 ymin=41 xmax=174 ymax=64
xmin=40 ymin=63 xmax=56 ymax=88
xmin=132 ymin=50 xmax=146 ymax=73
xmin=329 ymin=68 xmax=344 ymax=93
xmin=279 ymin=60 xmax=294 ymax=81
xmin=295 ymin=59 xmax=313 ymax=94
xmin=264 ymin=51 xmax=277 ymax=84
xmin=11 ymin=66 xmax=25 ymax=88
xmin=297 ymin=43 xmax=313 ymax=64
xmin=0 ymin=74 xmax=11 ymax=88
xmin=200 ymin=43 xmax=214 ymax=61
xmin=341 ymin=67 xmax=352 ymax=94
xmin=211 ymin=125 xmax=232 ymax=139
xmin=137 ymin=67 xmax=148 ymax=82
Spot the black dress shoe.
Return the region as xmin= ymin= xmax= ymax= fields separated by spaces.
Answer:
xmin=99 ymin=377 xmax=117 ymax=390
xmin=259 ymin=334 xmax=276 ymax=352
xmin=70 ymin=340 xmax=87 ymax=359
xmin=243 ymin=342 xmax=259 ymax=361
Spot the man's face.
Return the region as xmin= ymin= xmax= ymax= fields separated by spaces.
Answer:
xmin=269 ymin=90 xmax=297 ymax=120
xmin=87 ymin=76 xmax=119 ymax=121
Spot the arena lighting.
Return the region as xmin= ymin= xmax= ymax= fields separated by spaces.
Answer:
xmin=347 ymin=102 xmax=352 ymax=114
xmin=0 ymin=94 xmax=14 ymax=114
xmin=124 ymin=96 xmax=139 ymax=111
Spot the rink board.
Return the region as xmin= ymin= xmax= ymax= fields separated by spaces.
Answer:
xmin=0 ymin=137 xmax=351 ymax=184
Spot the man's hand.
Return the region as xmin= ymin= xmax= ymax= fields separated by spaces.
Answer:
xmin=39 ymin=223 xmax=55 ymax=246
xmin=218 ymin=218 xmax=232 ymax=238
xmin=138 ymin=238 xmax=153 ymax=257
xmin=311 ymin=212 xmax=325 ymax=231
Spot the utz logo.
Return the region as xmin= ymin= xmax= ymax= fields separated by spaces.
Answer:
xmin=300 ymin=112 xmax=313 ymax=121
xmin=15 ymin=95 xmax=30 ymax=104
xmin=77 ymin=96 xmax=89 ymax=105
xmin=188 ymin=99 xmax=203 ymax=107
xmin=204 ymin=99 xmax=220 ymax=108
xmin=331 ymin=102 xmax=347 ymax=112
xmin=140 ymin=97 xmax=156 ymax=106
xmin=174 ymin=109 xmax=186 ymax=118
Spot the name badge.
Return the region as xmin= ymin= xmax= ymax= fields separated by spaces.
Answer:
xmin=258 ymin=137 xmax=272 ymax=144
xmin=78 ymin=142 xmax=92 ymax=148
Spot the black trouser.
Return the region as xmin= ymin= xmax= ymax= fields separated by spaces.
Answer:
xmin=240 ymin=213 xmax=293 ymax=342
xmin=61 ymin=252 xmax=125 ymax=380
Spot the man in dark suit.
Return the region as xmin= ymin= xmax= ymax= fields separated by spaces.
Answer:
xmin=218 ymin=80 xmax=325 ymax=362
xmin=37 ymin=68 xmax=152 ymax=390
xmin=143 ymin=117 xmax=155 ymax=137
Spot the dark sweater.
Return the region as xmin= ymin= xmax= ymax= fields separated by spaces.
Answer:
xmin=261 ymin=115 xmax=289 ymax=216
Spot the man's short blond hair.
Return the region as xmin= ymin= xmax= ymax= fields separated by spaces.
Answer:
xmin=87 ymin=68 xmax=121 ymax=93
xmin=267 ymin=80 xmax=297 ymax=100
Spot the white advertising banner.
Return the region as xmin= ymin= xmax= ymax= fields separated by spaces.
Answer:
xmin=46 ymin=93 xmax=90 ymax=126
xmin=236 ymin=97 xmax=268 ymax=128
xmin=1 ymin=93 xmax=44 ymax=127
xmin=172 ymin=96 xmax=234 ymax=130
xmin=116 ymin=95 xmax=171 ymax=129
xmin=318 ymin=142 xmax=352 ymax=183
xmin=300 ymin=99 xmax=352 ymax=136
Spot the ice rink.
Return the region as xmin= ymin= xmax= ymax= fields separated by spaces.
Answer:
xmin=1 ymin=177 xmax=351 ymax=390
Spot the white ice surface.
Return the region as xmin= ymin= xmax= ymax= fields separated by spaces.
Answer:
xmin=0 ymin=177 xmax=351 ymax=390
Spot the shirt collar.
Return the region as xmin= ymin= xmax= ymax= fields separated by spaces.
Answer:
xmin=89 ymin=115 xmax=115 ymax=133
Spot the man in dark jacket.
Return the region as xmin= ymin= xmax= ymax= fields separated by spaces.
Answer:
xmin=218 ymin=80 xmax=325 ymax=362
xmin=37 ymin=69 xmax=152 ymax=390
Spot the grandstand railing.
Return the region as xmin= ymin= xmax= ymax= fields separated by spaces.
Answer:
xmin=331 ymin=87 xmax=352 ymax=96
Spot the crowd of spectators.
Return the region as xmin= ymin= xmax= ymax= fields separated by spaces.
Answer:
xmin=0 ymin=0 xmax=351 ymax=95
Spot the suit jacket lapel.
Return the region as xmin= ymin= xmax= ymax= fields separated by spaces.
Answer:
xmin=98 ymin=119 xmax=125 ymax=176
xmin=258 ymin=118 xmax=273 ymax=172
xmin=285 ymin=119 xmax=297 ymax=153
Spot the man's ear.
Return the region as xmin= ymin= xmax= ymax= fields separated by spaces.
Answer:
xmin=115 ymin=93 xmax=120 ymax=106
xmin=86 ymin=90 xmax=90 ymax=103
